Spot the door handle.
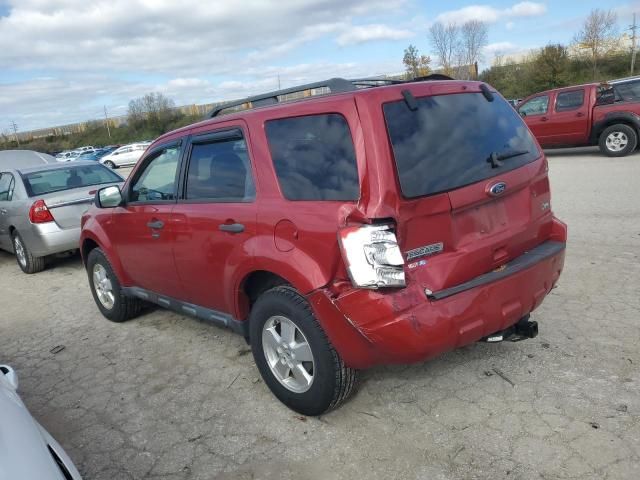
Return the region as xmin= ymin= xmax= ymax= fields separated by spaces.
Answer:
xmin=147 ymin=220 xmax=164 ymax=229
xmin=540 ymin=116 xmax=548 ymax=122
xmin=219 ymin=223 xmax=245 ymax=233
xmin=0 ymin=208 xmax=7 ymax=215
xmin=576 ymin=112 xmax=585 ymax=117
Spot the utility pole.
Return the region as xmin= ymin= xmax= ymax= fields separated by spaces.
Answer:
xmin=631 ymin=13 xmax=638 ymax=76
xmin=103 ymin=106 xmax=112 ymax=139
xmin=9 ymin=121 xmax=20 ymax=147
xmin=277 ymin=74 xmax=281 ymax=90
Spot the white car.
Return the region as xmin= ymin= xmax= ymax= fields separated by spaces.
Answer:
xmin=55 ymin=151 xmax=81 ymax=162
xmin=99 ymin=143 xmax=148 ymax=168
xmin=0 ymin=365 xmax=83 ymax=479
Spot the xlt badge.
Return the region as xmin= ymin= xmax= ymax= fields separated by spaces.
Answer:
xmin=406 ymin=242 xmax=443 ymax=261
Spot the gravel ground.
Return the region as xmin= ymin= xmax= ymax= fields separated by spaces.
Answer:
xmin=1 ymin=148 xmax=639 ymax=479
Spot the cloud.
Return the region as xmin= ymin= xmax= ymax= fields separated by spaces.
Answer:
xmin=0 ymin=0 xmax=410 ymax=130
xmin=336 ymin=24 xmax=414 ymax=46
xmin=483 ymin=41 xmax=519 ymax=56
xmin=436 ymin=1 xmax=547 ymax=25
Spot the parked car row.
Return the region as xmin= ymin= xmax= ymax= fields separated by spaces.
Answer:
xmin=55 ymin=142 xmax=151 ymax=169
xmin=516 ymin=75 xmax=640 ymax=157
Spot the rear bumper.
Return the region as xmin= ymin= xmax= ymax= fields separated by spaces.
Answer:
xmin=21 ymin=222 xmax=80 ymax=257
xmin=309 ymin=223 xmax=566 ymax=369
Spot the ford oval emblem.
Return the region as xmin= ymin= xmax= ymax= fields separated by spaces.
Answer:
xmin=488 ymin=181 xmax=507 ymax=197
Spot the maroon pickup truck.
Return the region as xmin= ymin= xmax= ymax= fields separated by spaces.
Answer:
xmin=517 ymin=77 xmax=640 ymax=157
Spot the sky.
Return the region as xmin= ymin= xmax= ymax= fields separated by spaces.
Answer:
xmin=0 ymin=0 xmax=637 ymax=132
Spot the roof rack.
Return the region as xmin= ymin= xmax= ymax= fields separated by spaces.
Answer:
xmin=207 ymin=75 xmax=453 ymax=118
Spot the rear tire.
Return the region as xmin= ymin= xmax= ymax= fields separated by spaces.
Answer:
xmin=249 ymin=286 xmax=358 ymax=415
xmin=87 ymin=248 xmax=143 ymax=322
xmin=12 ymin=231 xmax=45 ymax=274
xmin=598 ymin=124 xmax=637 ymax=157
xmin=103 ymin=160 xmax=116 ymax=169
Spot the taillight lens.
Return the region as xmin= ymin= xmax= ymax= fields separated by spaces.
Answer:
xmin=29 ymin=199 xmax=54 ymax=223
xmin=338 ymin=224 xmax=405 ymax=288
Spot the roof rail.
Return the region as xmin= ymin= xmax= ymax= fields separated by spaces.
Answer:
xmin=206 ymin=75 xmax=456 ymax=118
xmin=208 ymin=78 xmax=356 ymax=118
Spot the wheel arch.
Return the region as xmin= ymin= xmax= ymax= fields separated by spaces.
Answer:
xmin=591 ymin=112 xmax=640 ymax=143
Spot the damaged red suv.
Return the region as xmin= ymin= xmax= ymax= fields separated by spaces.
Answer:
xmin=80 ymin=77 xmax=566 ymax=415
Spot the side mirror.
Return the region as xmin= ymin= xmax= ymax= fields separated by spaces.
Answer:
xmin=519 ymin=110 xmax=526 ymax=117
xmin=96 ymin=185 xmax=123 ymax=208
xmin=0 ymin=365 xmax=18 ymax=390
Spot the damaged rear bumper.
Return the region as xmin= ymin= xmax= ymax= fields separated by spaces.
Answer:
xmin=308 ymin=238 xmax=566 ymax=370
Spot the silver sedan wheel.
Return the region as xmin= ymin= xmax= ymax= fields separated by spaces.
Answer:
xmin=262 ymin=315 xmax=315 ymax=393
xmin=93 ymin=263 xmax=115 ymax=310
xmin=13 ymin=236 xmax=26 ymax=267
xmin=606 ymin=131 xmax=628 ymax=152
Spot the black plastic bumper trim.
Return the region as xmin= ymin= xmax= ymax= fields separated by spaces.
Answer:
xmin=427 ymin=241 xmax=565 ymax=301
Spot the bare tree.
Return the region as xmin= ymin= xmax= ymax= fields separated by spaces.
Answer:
xmin=574 ymin=9 xmax=618 ymax=79
xmin=460 ymin=20 xmax=488 ymax=79
xmin=429 ymin=22 xmax=459 ymax=76
xmin=402 ymin=44 xmax=432 ymax=79
xmin=128 ymin=92 xmax=177 ymax=132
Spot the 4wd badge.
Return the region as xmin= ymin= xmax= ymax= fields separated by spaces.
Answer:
xmin=406 ymin=242 xmax=444 ymax=261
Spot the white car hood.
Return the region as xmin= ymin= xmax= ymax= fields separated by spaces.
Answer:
xmin=0 ymin=372 xmax=81 ymax=480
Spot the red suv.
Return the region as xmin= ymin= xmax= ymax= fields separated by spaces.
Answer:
xmin=80 ymin=78 xmax=567 ymax=415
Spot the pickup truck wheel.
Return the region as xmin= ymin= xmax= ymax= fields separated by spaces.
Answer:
xmin=249 ymin=286 xmax=358 ymax=416
xmin=12 ymin=231 xmax=45 ymax=274
xmin=599 ymin=124 xmax=637 ymax=157
xmin=87 ymin=248 xmax=143 ymax=322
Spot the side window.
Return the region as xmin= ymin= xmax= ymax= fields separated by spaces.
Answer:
xmin=265 ymin=113 xmax=359 ymax=201
xmin=556 ymin=90 xmax=585 ymax=111
xmin=185 ymin=135 xmax=255 ymax=202
xmin=0 ymin=173 xmax=14 ymax=201
xmin=519 ymin=95 xmax=549 ymax=116
xmin=130 ymin=145 xmax=181 ymax=202
xmin=613 ymin=81 xmax=640 ymax=102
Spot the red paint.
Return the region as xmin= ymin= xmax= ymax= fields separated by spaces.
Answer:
xmin=81 ymin=80 xmax=566 ymax=369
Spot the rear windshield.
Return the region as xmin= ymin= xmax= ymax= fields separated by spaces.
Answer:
xmin=384 ymin=92 xmax=539 ymax=198
xmin=23 ymin=164 xmax=122 ymax=196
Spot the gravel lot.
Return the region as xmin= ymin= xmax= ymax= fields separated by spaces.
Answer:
xmin=1 ymin=149 xmax=639 ymax=480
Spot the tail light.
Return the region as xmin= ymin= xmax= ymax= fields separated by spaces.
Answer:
xmin=29 ymin=199 xmax=55 ymax=224
xmin=338 ymin=224 xmax=405 ymax=288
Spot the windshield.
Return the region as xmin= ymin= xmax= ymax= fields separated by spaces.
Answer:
xmin=23 ymin=164 xmax=122 ymax=196
xmin=383 ymin=92 xmax=540 ymax=198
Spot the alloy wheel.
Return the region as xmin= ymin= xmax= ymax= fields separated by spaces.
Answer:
xmin=93 ymin=263 xmax=115 ymax=309
xmin=262 ymin=315 xmax=315 ymax=393
xmin=606 ymin=131 xmax=628 ymax=152
xmin=13 ymin=236 xmax=26 ymax=267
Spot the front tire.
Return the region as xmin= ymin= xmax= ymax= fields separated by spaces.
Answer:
xmin=12 ymin=231 xmax=45 ymax=274
xmin=103 ymin=160 xmax=116 ymax=169
xmin=87 ymin=248 xmax=143 ymax=322
xmin=249 ymin=286 xmax=357 ymax=415
xmin=599 ymin=124 xmax=637 ymax=157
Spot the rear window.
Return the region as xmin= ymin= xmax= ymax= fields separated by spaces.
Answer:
xmin=265 ymin=113 xmax=359 ymax=201
xmin=384 ymin=92 xmax=539 ymax=198
xmin=23 ymin=164 xmax=121 ymax=196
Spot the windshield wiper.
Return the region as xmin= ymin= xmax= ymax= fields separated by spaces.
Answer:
xmin=486 ymin=149 xmax=529 ymax=168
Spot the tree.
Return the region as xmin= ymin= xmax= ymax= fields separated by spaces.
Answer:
xmin=530 ymin=44 xmax=571 ymax=91
xmin=459 ymin=20 xmax=488 ymax=79
xmin=429 ymin=22 xmax=460 ymax=76
xmin=403 ymin=45 xmax=432 ymax=79
xmin=574 ymin=9 xmax=618 ymax=79
xmin=127 ymin=92 xmax=177 ymax=134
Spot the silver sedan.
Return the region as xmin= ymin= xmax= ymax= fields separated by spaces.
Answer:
xmin=0 ymin=160 xmax=123 ymax=273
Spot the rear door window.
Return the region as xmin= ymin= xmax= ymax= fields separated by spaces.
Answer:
xmin=0 ymin=173 xmax=14 ymax=201
xmin=265 ymin=113 xmax=359 ymax=201
xmin=384 ymin=92 xmax=539 ymax=198
xmin=185 ymin=133 xmax=255 ymax=202
xmin=556 ymin=90 xmax=585 ymax=111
